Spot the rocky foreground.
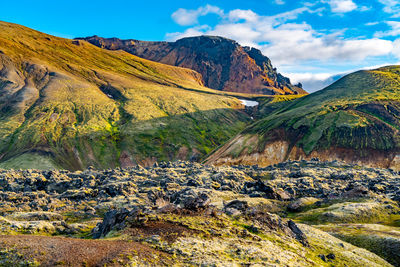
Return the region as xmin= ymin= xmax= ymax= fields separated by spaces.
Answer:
xmin=0 ymin=160 xmax=399 ymax=266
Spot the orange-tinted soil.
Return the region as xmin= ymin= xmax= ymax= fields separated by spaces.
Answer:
xmin=0 ymin=235 xmax=172 ymax=266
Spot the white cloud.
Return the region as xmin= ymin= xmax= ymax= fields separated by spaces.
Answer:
xmin=166 ymin=25 xmax=211 ymax=40
xmin=209 ymin=24 xmax=261 ymax=46
xmin=365 ymin=21 xmax=379 ymax=26
xmin=285 ymin=61 xmax=400 ymax=92
xmin=375 ymin=21 xmax=400 ymax=37
xmin=393 ymin=39 xmax=400 ymax=57
xmin=287 ymin=72 xmax=336 ymax=83
xmin=261 ymin=37 xmax=393 ymax=65
xmin=274 ymin=0 xmax=285 ymax=5
xmin=171 ymin=5 xmax=224 ymax=26
xmin=325 ymin=0 xmax=357 ymax=13
xmin=359 ymin=6 xmax=372 ymax=12
xmin=284 ymin=72 xmax=343 ymax=92
xmin=359 ymin=62 xmax=400 ymax=69
xmin=270 ymin=7 xmax=314 ymax=23
xmin=228 ymin=9 xmax=258 ymax=23
xmin=378 ymin=0 xmax=400 ymax=17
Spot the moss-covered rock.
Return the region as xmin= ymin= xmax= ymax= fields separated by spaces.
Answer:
xmin=318 ymin=224 xmax=400 ymax=266
xmin=294 ymin=200 xmax=400 ymax=224
xmin=288 ymin=197 xmax=321 ymax=212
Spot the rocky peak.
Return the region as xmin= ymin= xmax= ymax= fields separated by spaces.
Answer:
xmin=174 ymin=36 xmax=238 ymax=54
xmin=243 ymin=46 xmax=273 ymax=70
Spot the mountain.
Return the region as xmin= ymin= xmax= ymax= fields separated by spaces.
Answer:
xmin=207 ymin=66 xmax=400 ymax=170
xmin=0 ymin=21 xmax=253 ymax=170
xmin=77 ymin=35 xmax=307 ymax=95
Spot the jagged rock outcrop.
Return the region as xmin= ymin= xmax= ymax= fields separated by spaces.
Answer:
xmin=77 ymin=35 xmax=306 ymax=95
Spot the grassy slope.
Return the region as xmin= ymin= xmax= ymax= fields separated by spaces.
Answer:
xmin=211 ymin=66 xmax=400 ymax=162
xmin=0 ymin=21 xmax=251 ymax=169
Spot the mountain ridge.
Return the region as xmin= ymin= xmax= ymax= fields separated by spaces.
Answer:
xmin=77 ymin=35 xmax=307 ymax=95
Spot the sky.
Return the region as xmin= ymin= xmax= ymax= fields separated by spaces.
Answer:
xmin=1 ymin=0 xmax=400 ymax=92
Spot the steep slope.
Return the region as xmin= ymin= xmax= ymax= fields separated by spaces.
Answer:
xmin=207 ymin=66 xmax=400 ymax=170
xmin=78 ymin=35 xmax=306 ymax=95
xmin=0 ymin=21 xmax=252 ymax=170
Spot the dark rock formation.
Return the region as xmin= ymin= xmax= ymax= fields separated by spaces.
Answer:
xmin=92 ymin=208 xmax=130 ymax=238
xmin=172 ymin=189 xmax=211 ymax=211
xmin=0 ymin=160 xmax=399 ymax=214
xmin=288 ymin=220 xmax=309 ymax=247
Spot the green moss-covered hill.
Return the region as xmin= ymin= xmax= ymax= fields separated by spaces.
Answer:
xmin=207 ymin=66 xmax=400 ymax=169
xmin=0 ymin=21 xmax=253 ymax=170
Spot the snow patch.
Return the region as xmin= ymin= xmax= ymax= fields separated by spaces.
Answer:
xmin=239 ymin=99 xmax=259 ymax=107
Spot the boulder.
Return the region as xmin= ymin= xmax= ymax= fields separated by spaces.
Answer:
xmin=172 ymin=189 xmax=211 ymax=211
xmin=255 ymin=180 xmax=292 ymax=200
xmin=92 ymin=208 xmax=130 ymax=238
xmin=223 ymin=200 xmax=249 ymax=216
xmin=288 ymin=197 xmax=320 ymax=212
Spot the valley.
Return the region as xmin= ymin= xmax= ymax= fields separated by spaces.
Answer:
xmin=0 ymin=19 xmax=399 ymax=267
xmin=0 ymin=21 xmax=258 ymax=170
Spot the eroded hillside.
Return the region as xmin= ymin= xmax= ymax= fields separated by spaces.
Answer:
xmin=207 ymin=66 xmax=400 ymax=170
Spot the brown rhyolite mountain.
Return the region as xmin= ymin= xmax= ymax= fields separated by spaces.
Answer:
xmin=77 ymin=35 xmax=306 ymax=95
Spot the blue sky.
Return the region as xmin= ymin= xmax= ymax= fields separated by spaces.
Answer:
xmin=1 ymin=0 xmax=400 ymax=91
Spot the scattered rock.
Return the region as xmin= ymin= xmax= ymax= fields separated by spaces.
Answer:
xmin=0 ymin=159 xmax=395 ymax=266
